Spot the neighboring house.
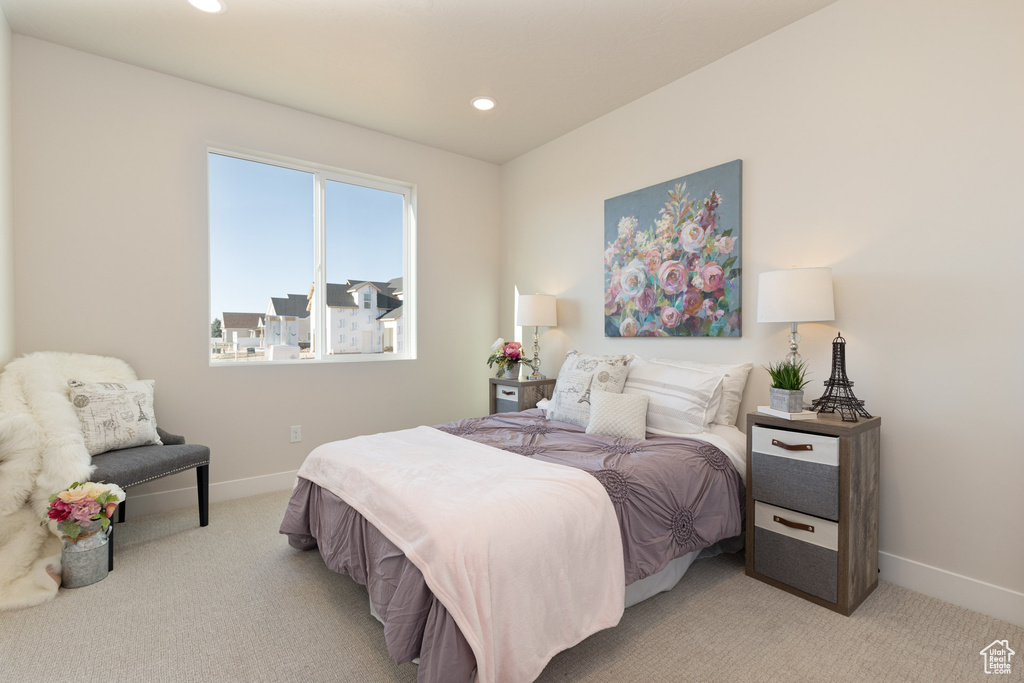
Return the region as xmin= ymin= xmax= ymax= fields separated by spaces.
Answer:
xmin=220 ymin=312 xmax=264 ymax=348
xmin=265 ymin=293 xmax=311 ymax=348
xmin=308 ymin=278 xmax=403 ymax=354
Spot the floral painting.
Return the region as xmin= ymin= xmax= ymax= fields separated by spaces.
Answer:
xmin=604 ymin=160 xmax=742 ymax=337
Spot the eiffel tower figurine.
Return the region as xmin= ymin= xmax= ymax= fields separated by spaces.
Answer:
xmin=810 ymin=332 xmax=872 ymax=422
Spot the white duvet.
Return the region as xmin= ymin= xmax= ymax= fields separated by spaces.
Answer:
xmin=297 ymin=425 xmax=625 ymax=683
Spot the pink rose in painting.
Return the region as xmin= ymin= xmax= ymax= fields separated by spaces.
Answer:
xmin=619 ymin=317 xmax=639 ymax=337
xmin=681 ymin=287 xmax=703 ymax=315
xmin=699 ymin=262 xmax=724 ymax=292
xmin=605 ymin=281 xmax=622 ymax=316
xmin=714 ymin=309 xmax=726 ymax=322
xmin=679 ymin=221 xmax=706 ymax=253
xmin=637 ymin=287 xmax=656 ymax=314
xmin=644 ymin=248 xmax=662 ymax=274
xmin=684 ymin=252 xmax=701 ymax=271
xmin=702 ymin=298 xmax=718 ymax=316
xmin=657 ymin=260 xmax=687 ymax=295
xmin=715 ymin=235 xmax=735 ymax=254
xmin=661 ymin=306 xmax=682 ymax=329
xmin=620 ymin=260 xmax=647 ymax=299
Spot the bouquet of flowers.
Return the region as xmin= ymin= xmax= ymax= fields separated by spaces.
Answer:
xmin=487 ymin=338 xmax=529 ymax=375
xmin=43 ymin=481 xmax=126 ymax=540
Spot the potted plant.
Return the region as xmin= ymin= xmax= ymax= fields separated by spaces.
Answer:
xmin=42 ymin=481 xmax=125 ymax=588
xmin=764 ymin=360 xmax=810 ymax=413
xmin=487 ymin=338 xmax=531 ymax=379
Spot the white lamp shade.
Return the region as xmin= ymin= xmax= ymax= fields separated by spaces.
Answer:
xmin=757 ymin=268 xmax=835 ymax=323
xmin=517 ymin=294 xmax=557 ymax=327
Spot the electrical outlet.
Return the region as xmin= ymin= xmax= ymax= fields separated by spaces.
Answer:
xmin=290 ymin=425 xmax=302 ymax=443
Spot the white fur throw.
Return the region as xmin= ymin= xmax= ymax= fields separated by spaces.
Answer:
xmin=0 ymin=351 xmax=137 ymax=611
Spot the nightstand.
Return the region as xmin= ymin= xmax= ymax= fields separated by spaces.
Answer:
xmin=745 ymin=411 xmax=881 ymax=616
xmin=488 ymin=377 xmax=556 ymax=415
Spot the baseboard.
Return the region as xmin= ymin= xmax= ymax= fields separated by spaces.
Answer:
xmin=123 ymin=469 xmax=298 ymax=519
xmin=879 ymin=551 xmax=1024 ymax=628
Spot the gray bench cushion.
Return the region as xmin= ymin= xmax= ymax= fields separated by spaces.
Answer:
xmin=89 ymin=436 xmax=210 ymax=488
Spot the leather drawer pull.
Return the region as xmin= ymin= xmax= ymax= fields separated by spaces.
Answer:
xmin=771 ymin=438 xmax=813 ymax=452
xmin=774 ymin=515 xmax=814 ymax=533
xmin=501 ymin=390 xmax=516 ymax=396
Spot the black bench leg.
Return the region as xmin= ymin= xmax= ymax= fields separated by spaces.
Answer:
xmin=108 ymin=523 xmax=114 ymax=572
xmin=117 ymin=500 xmax=125 ymax=523
xmin=197 ymin=465 xmax=209 ymax=527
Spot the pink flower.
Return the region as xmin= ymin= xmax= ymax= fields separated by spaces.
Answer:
xmin=699 ymin=262 xmax=724 ymax=292
xmin=619 ymin=317 xmax=639 ymax=337
xmin=715 ymin=235 xmax=735 ymax=254
xmin=637 ymin=287 xmax=656 ymax=314
xmin=684 ymin=252 xmax=701 ymax=271
xmin=714 ymin=309 xmax=726 ymax=322
xmin=661 ymin=306 xmax=682 ymax=328
xmin=657 ymin=260 xmax=687 ymax=295
xmin=71 ymin=499 xmax=100 ymax=525
xmin=681 ymin=287 xmax=703 ymax=315
xmin=679 ymin=221 xmax=706 ymax=253
xmin=47 ymin=499 xmax=72 ymax=522
xmin=604 ymin=282 xmax=622 ymax=316
xmin=502 ymin=342 xmax=522 ymax=360
xmin=105 ymin=502 xmax=119 ymax=519
xmin=644 ymin=248 xmax=662 ymax=273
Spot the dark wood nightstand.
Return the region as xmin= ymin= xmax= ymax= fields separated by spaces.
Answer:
xmin=745 ymin=411 xmax=881 ymax=616
xmin=488 ymin=377 xmax=556 ymax=415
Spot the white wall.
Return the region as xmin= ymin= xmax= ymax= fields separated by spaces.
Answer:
xmin=12 ymin=38 xmax=500 ymax=497
xmin=500 ymin=0 xmax=1024 ymax=619
xmin=0 ymin=11 xmax=12 ymax=366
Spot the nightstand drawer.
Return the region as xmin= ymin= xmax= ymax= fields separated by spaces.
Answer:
xmin=494 ymin=385 xmax=519 ymax=401
xmin=754 ymin=501 xmax=838 ymax=603
xmin=751 ymin=426 xmax=839 ymax=521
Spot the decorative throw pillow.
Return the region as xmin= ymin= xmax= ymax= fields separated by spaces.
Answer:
xmin=650 ymin=359 xmax=752 ymax=426
xmin=69 ymin=379 xmax=162 ymax=456
xmin=622 ymin=358 xmax=724 ymax=436
xmin=547 ymin=350 xmax=634 ymax=428
xmin=586 ymin=390 xmax=649 ymax=440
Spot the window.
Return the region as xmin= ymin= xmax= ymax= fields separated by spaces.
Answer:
xmin=208 ymin=148 xmax=415 ymax=364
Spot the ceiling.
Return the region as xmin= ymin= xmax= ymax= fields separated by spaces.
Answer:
xmin=0 ymin=0 xmax=837 ymax=165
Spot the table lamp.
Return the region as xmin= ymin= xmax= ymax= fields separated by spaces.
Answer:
xmin=757 ymin=267 xmax=835 ymax=364
xmin=516 ymin=294 xmax=557 ymax=380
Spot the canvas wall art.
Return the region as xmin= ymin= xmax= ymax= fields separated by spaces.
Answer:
xmin=604 ymin=159 xmax=742 ymax=337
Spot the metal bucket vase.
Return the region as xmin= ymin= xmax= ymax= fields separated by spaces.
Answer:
xmin=504 ymin=362 xmax=520 ymax=379
xmin=61 ymin=521 xmax=109 ymax=588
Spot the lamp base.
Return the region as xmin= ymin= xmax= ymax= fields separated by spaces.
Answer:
xmin=526 ymin=372 xmax=546 ymax=381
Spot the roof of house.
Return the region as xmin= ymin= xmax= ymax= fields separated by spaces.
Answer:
xmin=311 ymin=278 xmax=403 ymax=310
xmin=377 ymin=305 xmax=403 ymax=321
xmin=222 ymin=312 xmax=264 ymax=329
xmin=268 ymin=294 xmax=311 ymax=318
xmin=388 ymin=277 xmax=403 ymax=295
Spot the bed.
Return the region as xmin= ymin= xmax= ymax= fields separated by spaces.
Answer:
xmin=279 ymin=400 xmax=747 ymax=683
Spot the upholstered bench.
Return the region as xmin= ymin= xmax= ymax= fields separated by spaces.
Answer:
xmin=89 ymin=427 xmax=210 ymax=570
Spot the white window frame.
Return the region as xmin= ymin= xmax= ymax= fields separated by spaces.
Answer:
xmin=208 ymin=145 xmax=417 ymax=366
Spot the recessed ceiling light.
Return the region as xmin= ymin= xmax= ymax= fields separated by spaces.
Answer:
xmin=471 ymin=97 xmax=496 ymax=111
xmin=188 ymin=0 xmax=226 ymax=13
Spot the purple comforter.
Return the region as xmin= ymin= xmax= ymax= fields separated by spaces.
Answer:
xmin=280 ymin=409 xmax=744 ymax=682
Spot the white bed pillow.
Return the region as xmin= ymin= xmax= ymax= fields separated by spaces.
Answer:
xmin=650 ymin=359 xmax=752 ymax=426
xmin=585 ymin=390 xmax=649 ymax=440
xmin=547 ymin=350 xmax=634 ymax=428
xmin=622 ymin=358 xmax=724 ymax=436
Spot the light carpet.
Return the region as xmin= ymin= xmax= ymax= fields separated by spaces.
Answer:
xmin=0 ymin=490 xmax=1019 ymax=682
